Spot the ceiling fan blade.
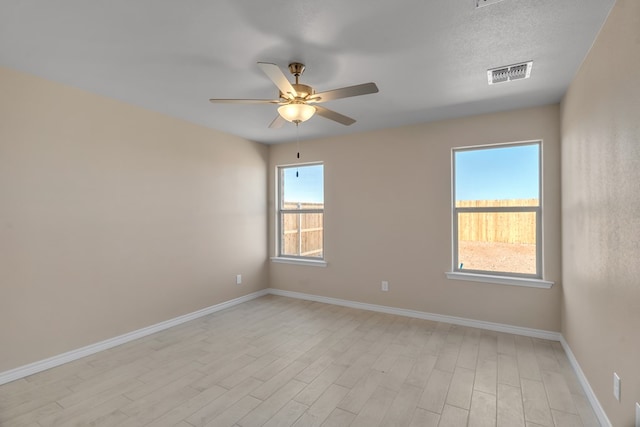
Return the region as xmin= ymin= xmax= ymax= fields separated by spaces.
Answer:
xmin=314 ymin=106 xmax=356 ymax=126
xmin=257 ymin=62 xmax=297 ymax=99
xmin=209 ymin=98 xmax=280 ymax=104
xmin=268 ymin=115 xmax=287 ymax=129
xmin=310 ymin=82 xmax=378 ymax=103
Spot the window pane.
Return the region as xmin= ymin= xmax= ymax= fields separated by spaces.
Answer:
xmin=457 ymin=211 xmax=536 ymax=275
xmin=282 ymin=164 xmax=324 ymax=209
xmin=455 ymin=144 xmax=539 ymax=204
xmin=281 ymin=213 xmax=323 ymax=258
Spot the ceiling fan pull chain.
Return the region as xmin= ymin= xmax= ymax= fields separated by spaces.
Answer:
xmin=296 ymin=123 xmax=300 ymax=177
xmin=296 ymin=122 xmax=301 ymax=159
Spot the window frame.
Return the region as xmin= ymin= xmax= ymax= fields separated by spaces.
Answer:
xmin=450 ymin=140 xmax=549 ymax=285
xmin=274 ymin=162 xmax=326 ymax=265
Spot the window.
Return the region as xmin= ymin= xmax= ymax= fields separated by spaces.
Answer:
xmin=277 ymin=163 xmax=324 ymax=260
xmin=452 ymin=141 xmax=542 ymax=279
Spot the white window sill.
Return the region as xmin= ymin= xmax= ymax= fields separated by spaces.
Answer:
xmin=271 ymin=257 xmax=327 ymax=267
xmin=445 ymin=271 xmax=554 ymax=289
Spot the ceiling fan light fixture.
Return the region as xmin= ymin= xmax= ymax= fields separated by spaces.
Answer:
xmin=278 ymin=103 xmax=316 ymax=124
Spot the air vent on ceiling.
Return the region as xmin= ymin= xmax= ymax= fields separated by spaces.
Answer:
xmin=476 ymin=0 xmax=506 ymax=8
xmin=487 ymin=61 xmax=533 ymax=85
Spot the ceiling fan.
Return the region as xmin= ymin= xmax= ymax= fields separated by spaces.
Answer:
xmin=209 ymin=62 xmax=379 ymax=128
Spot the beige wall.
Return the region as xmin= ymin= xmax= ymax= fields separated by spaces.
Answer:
xmin=269 ymin=104 xmax=562 ymax=332
xmin=561 ymin=0 xmax=640 ymax=425
xmin=0 ymin=67 xmax=269 ymax=373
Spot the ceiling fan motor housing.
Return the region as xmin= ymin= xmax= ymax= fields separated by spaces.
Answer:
xmin=280 ymin=83 xmax=314 ymax=101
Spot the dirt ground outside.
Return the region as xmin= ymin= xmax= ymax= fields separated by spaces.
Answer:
xmin=458 ymin=241 xmax=536 ymax=275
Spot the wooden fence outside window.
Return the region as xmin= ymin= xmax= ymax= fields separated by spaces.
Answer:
xmin=282 ymin=202 xmax=323 ymax=257
xmin=282 ymin=199 xmax=539 ymax=257
xmin=456 ymin=199 xmax=538 ymax=244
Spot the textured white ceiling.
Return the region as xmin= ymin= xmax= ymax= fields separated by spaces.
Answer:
xmin=0 ymin=0 xmax=615 ymax=144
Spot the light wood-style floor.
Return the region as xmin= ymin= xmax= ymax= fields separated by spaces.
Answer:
xmin=0 ymin=295 xmax=599 ymax=427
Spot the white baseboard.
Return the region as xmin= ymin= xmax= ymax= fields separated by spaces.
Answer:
xmin=0 ymin=289 xmax=269 ymax=386
xmin=267 ymin=288 xmax=561 ymax=341
xmin=560 ymin=336 xmax=611 ymax=427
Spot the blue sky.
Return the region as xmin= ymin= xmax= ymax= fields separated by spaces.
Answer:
xmin=282 ymin=164 xmax=324 ymax=204
xmin=455 ymin=143 xmax=539 ymax=201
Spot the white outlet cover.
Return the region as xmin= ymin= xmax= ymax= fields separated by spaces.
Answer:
xmin=613 ymin=372 xmax=621 ymax=401
xmin=381 ymin=281 xmax=389 ymax=291
xmin=236 ymin=274 xmax=242 ymax=285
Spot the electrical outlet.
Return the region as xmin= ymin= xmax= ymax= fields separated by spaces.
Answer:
xmin=613 ymin=372 xmax=621 ymax=401
xmin=635 ymin=402 xmax=639 ymax=427
xmin=236 ymin=274 xmax=242 ymax=285
xmin=381 ymin=281 xmax=389 ymax=292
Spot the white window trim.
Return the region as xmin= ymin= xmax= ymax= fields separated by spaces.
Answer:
xmin=270 ymin=257 xmax=327 ymax=267
xmin=445 ymin=271 xmax=553 ymax=288
xmin=275 ymin=162 xmax=325 ymax=263
xmin=450 ymin=140 xmax=548 ymax=285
